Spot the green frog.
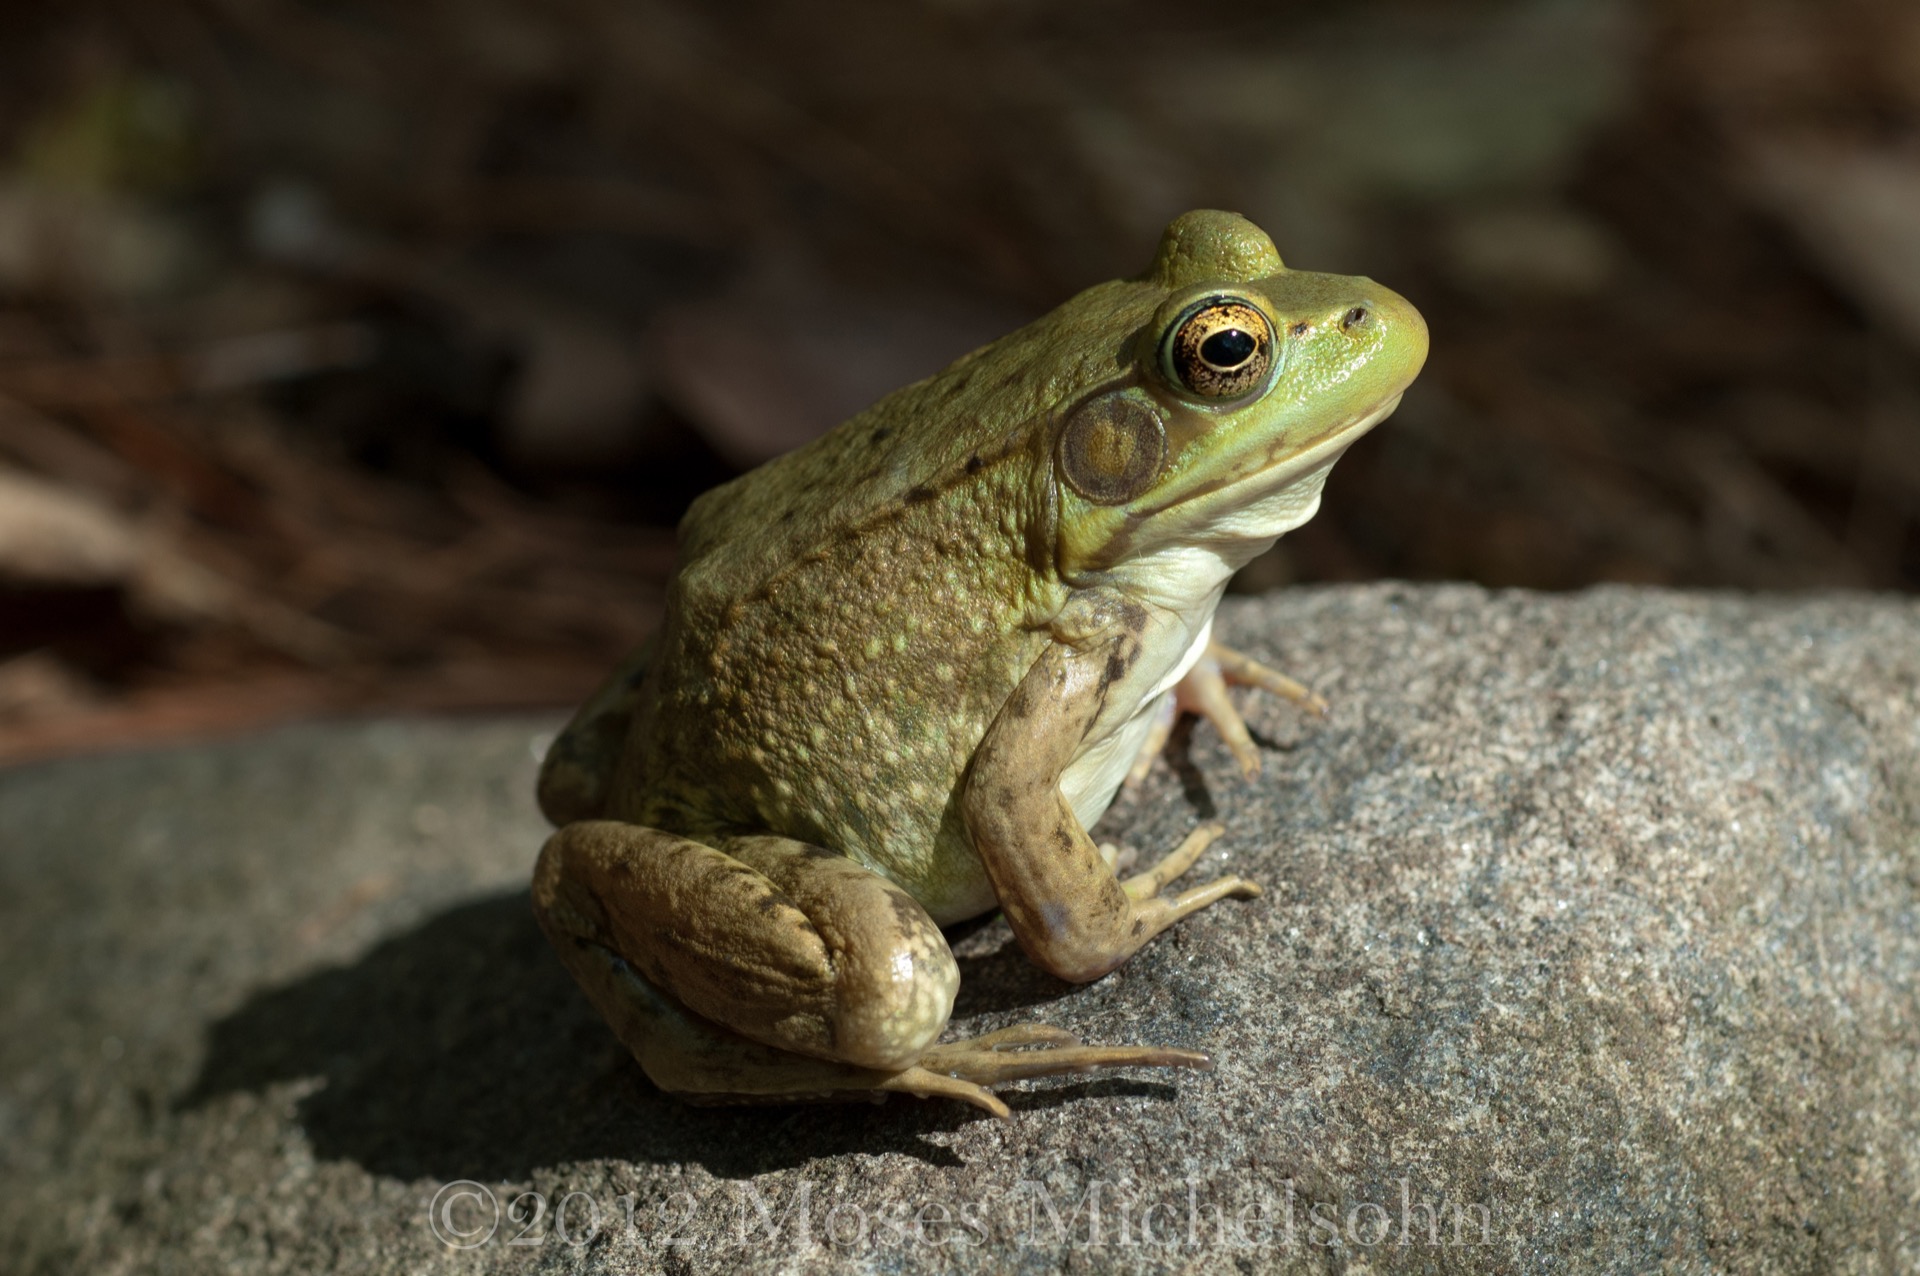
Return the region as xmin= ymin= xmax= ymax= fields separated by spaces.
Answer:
xmin=533 ymin=210 xmax=1428 ymax=1117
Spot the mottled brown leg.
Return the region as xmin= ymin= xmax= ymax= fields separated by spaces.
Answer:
xmin=532 ymin=821 xmax=957 ymax=1071
xmin=534 ymin=821 xmax=1217 ymax=1117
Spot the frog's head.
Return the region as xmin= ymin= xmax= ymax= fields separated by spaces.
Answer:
xmin=1050 ymin=209 xmax=1427 ymax=583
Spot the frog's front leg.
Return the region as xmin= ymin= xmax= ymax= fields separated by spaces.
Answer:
xmin=965 ymin=634 xmax=1264 ymax=984
xmin=532 ymin=822 xmax=1208 ymax=1116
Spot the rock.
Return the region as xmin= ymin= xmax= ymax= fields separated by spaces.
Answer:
xmin=1 ymin=584 xmax=1915 ymax=1274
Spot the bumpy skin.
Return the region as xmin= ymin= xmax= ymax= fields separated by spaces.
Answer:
xmin=533 ymin=210 xmax=1429 ymax=1117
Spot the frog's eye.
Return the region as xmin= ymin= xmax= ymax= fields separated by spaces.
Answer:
xmin=1162 ymin=298 xmax=1275 ymax=400
xmin=1059 ymin=393 xmax=1167 ymax=505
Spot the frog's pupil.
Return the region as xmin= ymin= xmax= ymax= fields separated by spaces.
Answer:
xmin=1201 ymin=328 xmax=1257 ymax=368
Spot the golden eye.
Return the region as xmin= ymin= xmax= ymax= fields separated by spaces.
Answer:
xmin=1163 ymin=298 xmax=1274 ymax=400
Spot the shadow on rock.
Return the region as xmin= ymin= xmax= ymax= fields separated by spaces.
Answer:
xmin=179 ymin=891 xmax=1036 ymax=1182
xmin=948 ymin=924 xmax=1082 ymax=1020
xmin=1164 ymin=720 xmax=1216 ymax=819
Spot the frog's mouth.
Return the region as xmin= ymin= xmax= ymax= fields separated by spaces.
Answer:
xmin=1253 ymin=390 xmax=1403 ymax=488
xmin=1139 ymin=388 xmax=1405 ymax=528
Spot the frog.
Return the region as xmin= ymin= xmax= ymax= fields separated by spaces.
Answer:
xmin=532 ymin=210 xmax=1428 ymax=1118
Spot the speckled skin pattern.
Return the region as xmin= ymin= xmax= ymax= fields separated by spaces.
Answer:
xmin=530 ymin=210 xmax=1429 ymax=1110
xmin=617 ymin=435 xmax=1059 ymax=923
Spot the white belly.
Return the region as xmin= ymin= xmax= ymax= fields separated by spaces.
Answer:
xmin=1058 ymin=615 xmax=1216 ymax=830
xmin=1050 ymin=457 xmax=1338 ymax=832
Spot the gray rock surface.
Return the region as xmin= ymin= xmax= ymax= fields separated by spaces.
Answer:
xmin=2 ymin=585 xmax=1917 ymax=1275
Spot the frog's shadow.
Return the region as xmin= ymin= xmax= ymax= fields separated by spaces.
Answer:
xmin=177 ymin=890 xmax=1176 ymax=1182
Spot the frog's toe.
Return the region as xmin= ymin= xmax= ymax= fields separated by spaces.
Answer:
xmin=866 ymin=1023 xmax=1212 ymax=1118
xmin=1096 ymin=841 xmax=1140 ymax=874
xmin=924 ymin=1023 xmax=1082 ymax=1055
xmin=1173 ymin=654 xmax=1262 ymax=777
xmin=1166 ymin=641 xmax=1328 ymax=780
xmin=1121 ymin=822 xmax=1225 ymax=899
xmin=1210 ymin=641 xmax=1329 ymax=717
xmin=877 ymin=1068 xmax=1012 ymax=1119
xmin=1130 ymin=644 xmax=1326 ymax=787
xmin=915 ymin=1024 xmax=1211 ymax=1091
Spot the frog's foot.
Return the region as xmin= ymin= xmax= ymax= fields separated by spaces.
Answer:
xmin=1126 ymin=640 xmax=1327 ymax=784
xmin=883 ymin=1024 xmax=1212 ymax=1117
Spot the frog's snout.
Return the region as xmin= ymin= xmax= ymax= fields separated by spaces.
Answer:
xmin=1347 ymin=288 xmax=1430 ymax=382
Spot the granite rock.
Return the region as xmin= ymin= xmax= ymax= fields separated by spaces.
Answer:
xmin=1 ymin=585 xmax=1916 ymax=1274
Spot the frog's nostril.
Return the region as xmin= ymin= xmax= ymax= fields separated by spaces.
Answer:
xmin=1341 ymin=306 xmax=1372 ymax=332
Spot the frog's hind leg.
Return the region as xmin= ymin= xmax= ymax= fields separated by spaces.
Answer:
xmin=554 ymin=931 xmax=1016 ymax=1116
xmin=543 ymin=942 xmax=1208 ymax=1118
xmin=537 ymin=637 xmax=657 ymax=825
xmin=533 ymin=822 xmax=1212 ymax=1116
xmin=534 ymin=822 xmax=958 ymax=1074
xmin=1125 ymin=640 xmax=1328 ymax=785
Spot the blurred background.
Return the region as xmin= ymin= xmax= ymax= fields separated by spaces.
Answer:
xmin=1 ymin=0 xmax=1916 ymax=764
